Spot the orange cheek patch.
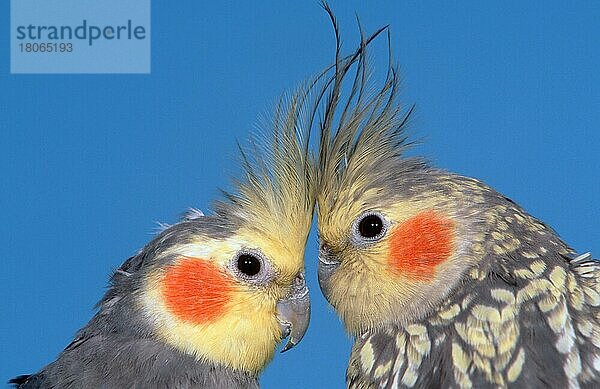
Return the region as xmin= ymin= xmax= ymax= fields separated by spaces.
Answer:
xmin=162 ymin=257 xmax=234 ymax=324
xmin=388 ymin=210 xmax=455 ymax=281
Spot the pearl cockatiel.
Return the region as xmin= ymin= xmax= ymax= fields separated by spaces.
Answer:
xmin=315 ymin=9 xmax=600 ymax=389
xmin=11 ymin=85 xmax=317 ymax=388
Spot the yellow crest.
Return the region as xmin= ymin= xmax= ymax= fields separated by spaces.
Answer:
xmin=214 ymin=84 xmax=321 ymax=256
xmin=316 ymin=7 xmax=416 ymax=239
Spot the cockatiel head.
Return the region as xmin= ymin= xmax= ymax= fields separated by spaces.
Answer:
xmin=315 ymin=24 xmax=444 ymax=336
xmin=316 ymin=12 xmax=600 ymax=388
xmin=140 ymin=85 xmax=318 ymax=372
xmin=11 ymin=86 xmax=316 ymax=388
xmin=139 ymin=108 xmax=316 ymax=372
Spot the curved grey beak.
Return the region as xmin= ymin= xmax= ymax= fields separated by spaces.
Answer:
xmin=317 ymin=243 xmax=339 ymax=303
xmin=276 ymin=272 xmax=310 ymax=352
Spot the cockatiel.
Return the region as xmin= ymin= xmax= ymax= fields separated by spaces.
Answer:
xmin=10 ymin=86 xmax=316 ymax=388
xmin=315 ymin=12 xmax=600 ymax=389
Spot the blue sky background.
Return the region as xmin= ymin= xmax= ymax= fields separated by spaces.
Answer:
xmin=1 ymin=1 xmax=599 ymax=388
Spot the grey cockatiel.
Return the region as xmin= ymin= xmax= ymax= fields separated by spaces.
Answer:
xmin=315 ymin=7 xmax=600 ymax=388
xmin=10 ymin=82 xmax=316 ymax=388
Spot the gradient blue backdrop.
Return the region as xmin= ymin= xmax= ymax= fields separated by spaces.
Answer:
xmin=2 ymin=1 xmax=599 ymax=388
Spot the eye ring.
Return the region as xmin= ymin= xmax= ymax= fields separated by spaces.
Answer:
xmin=230 ymin=249 xmax=274 ymax=284
xmin=352 ymin=211 xmax=389 ymax=244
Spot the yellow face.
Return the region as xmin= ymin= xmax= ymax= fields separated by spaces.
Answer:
xmin=139 ymin=227 xmax=306 ymax=374
xmin=317 ymin=185 xmax=477 ymax=336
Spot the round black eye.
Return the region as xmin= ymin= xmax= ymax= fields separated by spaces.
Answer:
xmin=237 ymin=254 xmax=261 ymax=276
xmin=358 ymin=214 xmax=384 ymax=239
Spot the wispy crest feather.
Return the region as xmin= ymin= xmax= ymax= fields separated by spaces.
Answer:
xmin=317 ymin=3 xmax=415 ymax=212
xmin=213 ymin=79 xmax=324 ymax=247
